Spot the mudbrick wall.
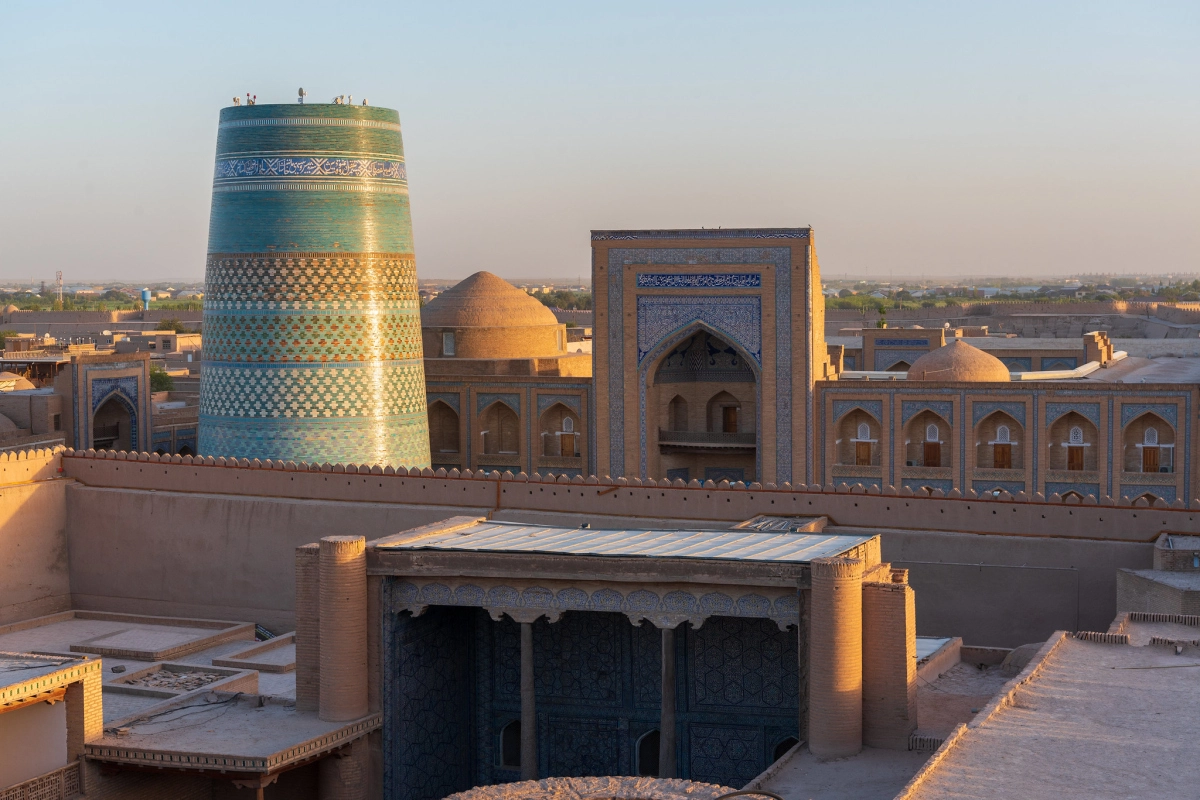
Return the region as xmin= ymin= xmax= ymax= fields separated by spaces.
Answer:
xmin=1 ymin=447 xmax=1187 ymax=644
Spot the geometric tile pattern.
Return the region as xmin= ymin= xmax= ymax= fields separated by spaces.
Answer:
xmin=998 ymin=357 xmax=1032 ymax=371
xmin=832 ymin=399 xmax=883 ymax=424
xmin=1119 ymin=483 xmax=1177 ymax=502
xmin=687 ymin=724 xmax=764 ymax=788
xmin=202 ymin=308 xmax=422 ymax=363
xmin=1046 ymin=402 xmax=1100 ymax=428
xmin=204 ymin=255 xmax=420 ymax=311
xmin=901 ymin=400 xmax=954 ymax=426
xmin=200 ymin=363 xmax=426 ymax=418
xmin=637 ymin=296 xmax=762 ymax=365
xmin=537 ymin=394 xmax=582 ymax=417
xmin=386 ymin=606 xmax=473 ymax=800
xmin=875 ymin=349 xmax=928 ymax=371
xmin=1120 ymin=403 xmax=1178 ymax=429
xmin=972 ymin=401 xmax=1027 ymax=427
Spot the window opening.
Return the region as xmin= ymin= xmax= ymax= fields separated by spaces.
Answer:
xmin=637 ymin=730 xmax=660 ymax=777
xmin=500 ymin=720 xmax=521 ymax=768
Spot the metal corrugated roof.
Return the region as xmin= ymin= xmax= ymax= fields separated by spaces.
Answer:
xmin=381 ymin=522 xmax=871 ymax=563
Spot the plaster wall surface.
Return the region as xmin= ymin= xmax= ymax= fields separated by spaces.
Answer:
xmin=0 ymin=453 xmax=69 ymax=625
xmin=0 ymin=699 xmax=66 ymax=786
xmin=65 ymin=485 xmax=486 ymax=631
xmin=55 ymin=454 xmax=1175 ymax=642
xmin=855 ymin=526 xmax=1152 ymax=646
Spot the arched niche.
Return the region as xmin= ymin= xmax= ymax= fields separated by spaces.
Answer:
xmin=975 ymin=410 xmax=1023 ymax=470
xmin=1122 ymin=411 xmax=1174 ymax=474
xmin=92 ymin=393 xmax=135 ymax=451
xmin=835 ymin=408 xmax=881 ymax=466
xmin=904 ymin=410 xmax=950 ymax=469
xmin=539 ymin=402 xmax=580 ymax=457
xmin=429 ymin=400 xmax=461 ymax=455
xmin=647 ymin=327 xmax=759 ymax=483
xmin=1047 ymin=411 xmax=1098 ymax=472
xmin=481 ymin=401 xmax=520 ymax=456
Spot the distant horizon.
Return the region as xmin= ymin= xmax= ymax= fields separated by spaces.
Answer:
xmin=1 ymin=2 xmax=1196 ymax=282
xmin=5 ymin=270 xmax=1200 ymax=290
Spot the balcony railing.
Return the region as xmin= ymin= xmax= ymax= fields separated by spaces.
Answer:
xmin=93 ymin=424 xmax=120 ymax=441
xmin=2 ymin=761 xmax=81 ymax=800
xmin=658 ymin=429 xmax=756 ymax=446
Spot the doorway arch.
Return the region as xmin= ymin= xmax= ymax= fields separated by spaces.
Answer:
xmin=92 ymin=393 xmax=136 ymax=451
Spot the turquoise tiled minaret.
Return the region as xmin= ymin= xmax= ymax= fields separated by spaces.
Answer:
xmin=198 ymin=103 xmax=431 ymax=468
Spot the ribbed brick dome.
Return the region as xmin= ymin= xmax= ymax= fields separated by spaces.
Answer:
xmin=907 ymin=340 xmax=1010 ymax=382
xmin=422 ymin=272 xmax=558 ymax=328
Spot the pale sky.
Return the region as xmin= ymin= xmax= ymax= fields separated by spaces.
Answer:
xmin=0 ymin=1 xmax=1196 ymax=283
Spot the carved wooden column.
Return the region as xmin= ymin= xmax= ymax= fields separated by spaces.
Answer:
xmin=658 ymin=626 xmax=677 ymax=778
xmin=520 ymin=620 xmax=538 ymax=780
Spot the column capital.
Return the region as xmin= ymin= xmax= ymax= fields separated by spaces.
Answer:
xmin=492 ymin=607 xmax=561 ymax=624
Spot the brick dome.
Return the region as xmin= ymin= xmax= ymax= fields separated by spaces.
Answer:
xmin=421 ymin=271 xmax=565 ymax=359
xmin=422 ymin=272 xmax=558 ymax=328
xmin=907 ymin=340 xmax=1011 ymax=382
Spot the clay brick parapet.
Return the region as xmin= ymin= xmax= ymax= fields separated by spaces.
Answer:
xmin=295 ymin=543 xmax=320 ymax=713
xmin=1072 ymin=631 xmax=1130 ymax=644
xmin=57 ymin=448 xmax=1200 ymax=541
xmin=862 ymin=578 xmax=917 ymax=749
xmin=0 ymin=446 xmax=66 ymax=487
xmin=894 ymin=631 xmax=1070 ymax=800
xmin=809 ymin=556 xmax=864 ymax=759
xmin=64 ymin=660 xmax=103 ymax=762
xmin=318 ymin=536 xmax=367 ymax=722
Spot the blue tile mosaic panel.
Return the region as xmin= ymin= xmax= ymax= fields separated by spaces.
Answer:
xmin=1042 ymin=357 xmax=1078 ymax=370
xmin=832 ymin=400 xmax=883 ymax=423
xmin=636 ymin=273 xmax=762 ymax=289
xmin=972 ymin=401 xmax=1027 ymax=427
xmin=636 ymin=296 xmax=762 ymax=365
xmin=901 ymin=401 xmax=954 ymax=426
xmin=1119 ymin=484 xmax=1177 ymax=503
xmin=875 ymin=350 xmax=926 ymax=371
xmin=1046 ymin=403 xmax=1100 ymax=428
xmin=1120 ymin=403 xmax=1178 ymax=429
xmin=998 ymin=357 xmax=1032 ymax=372
xmin=1044 ymin=482 xmax=1101 ymax=499
xmin=385 ymin=606 xmax=473 ymax=800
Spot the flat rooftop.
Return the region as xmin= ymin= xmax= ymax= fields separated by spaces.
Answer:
xmin=378 ymin=521 xmax=873 ymax=563
xmin=86 ymin=694 xmax=377 ymax=776
xmin=909 ymin=635 xmax=1200 ymax=799
xmin=1085 ymin=354 xmax=1200 ymax=384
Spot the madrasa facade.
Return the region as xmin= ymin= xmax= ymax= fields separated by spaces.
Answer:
xmin=420 ymin=228 xmax=1196 ymax=506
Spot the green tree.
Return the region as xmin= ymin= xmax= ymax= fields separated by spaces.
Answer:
xmin=158 ymin=318 xmax=186 ymax=334
xmin=149 ymin=365 xmax=175 ymax=392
